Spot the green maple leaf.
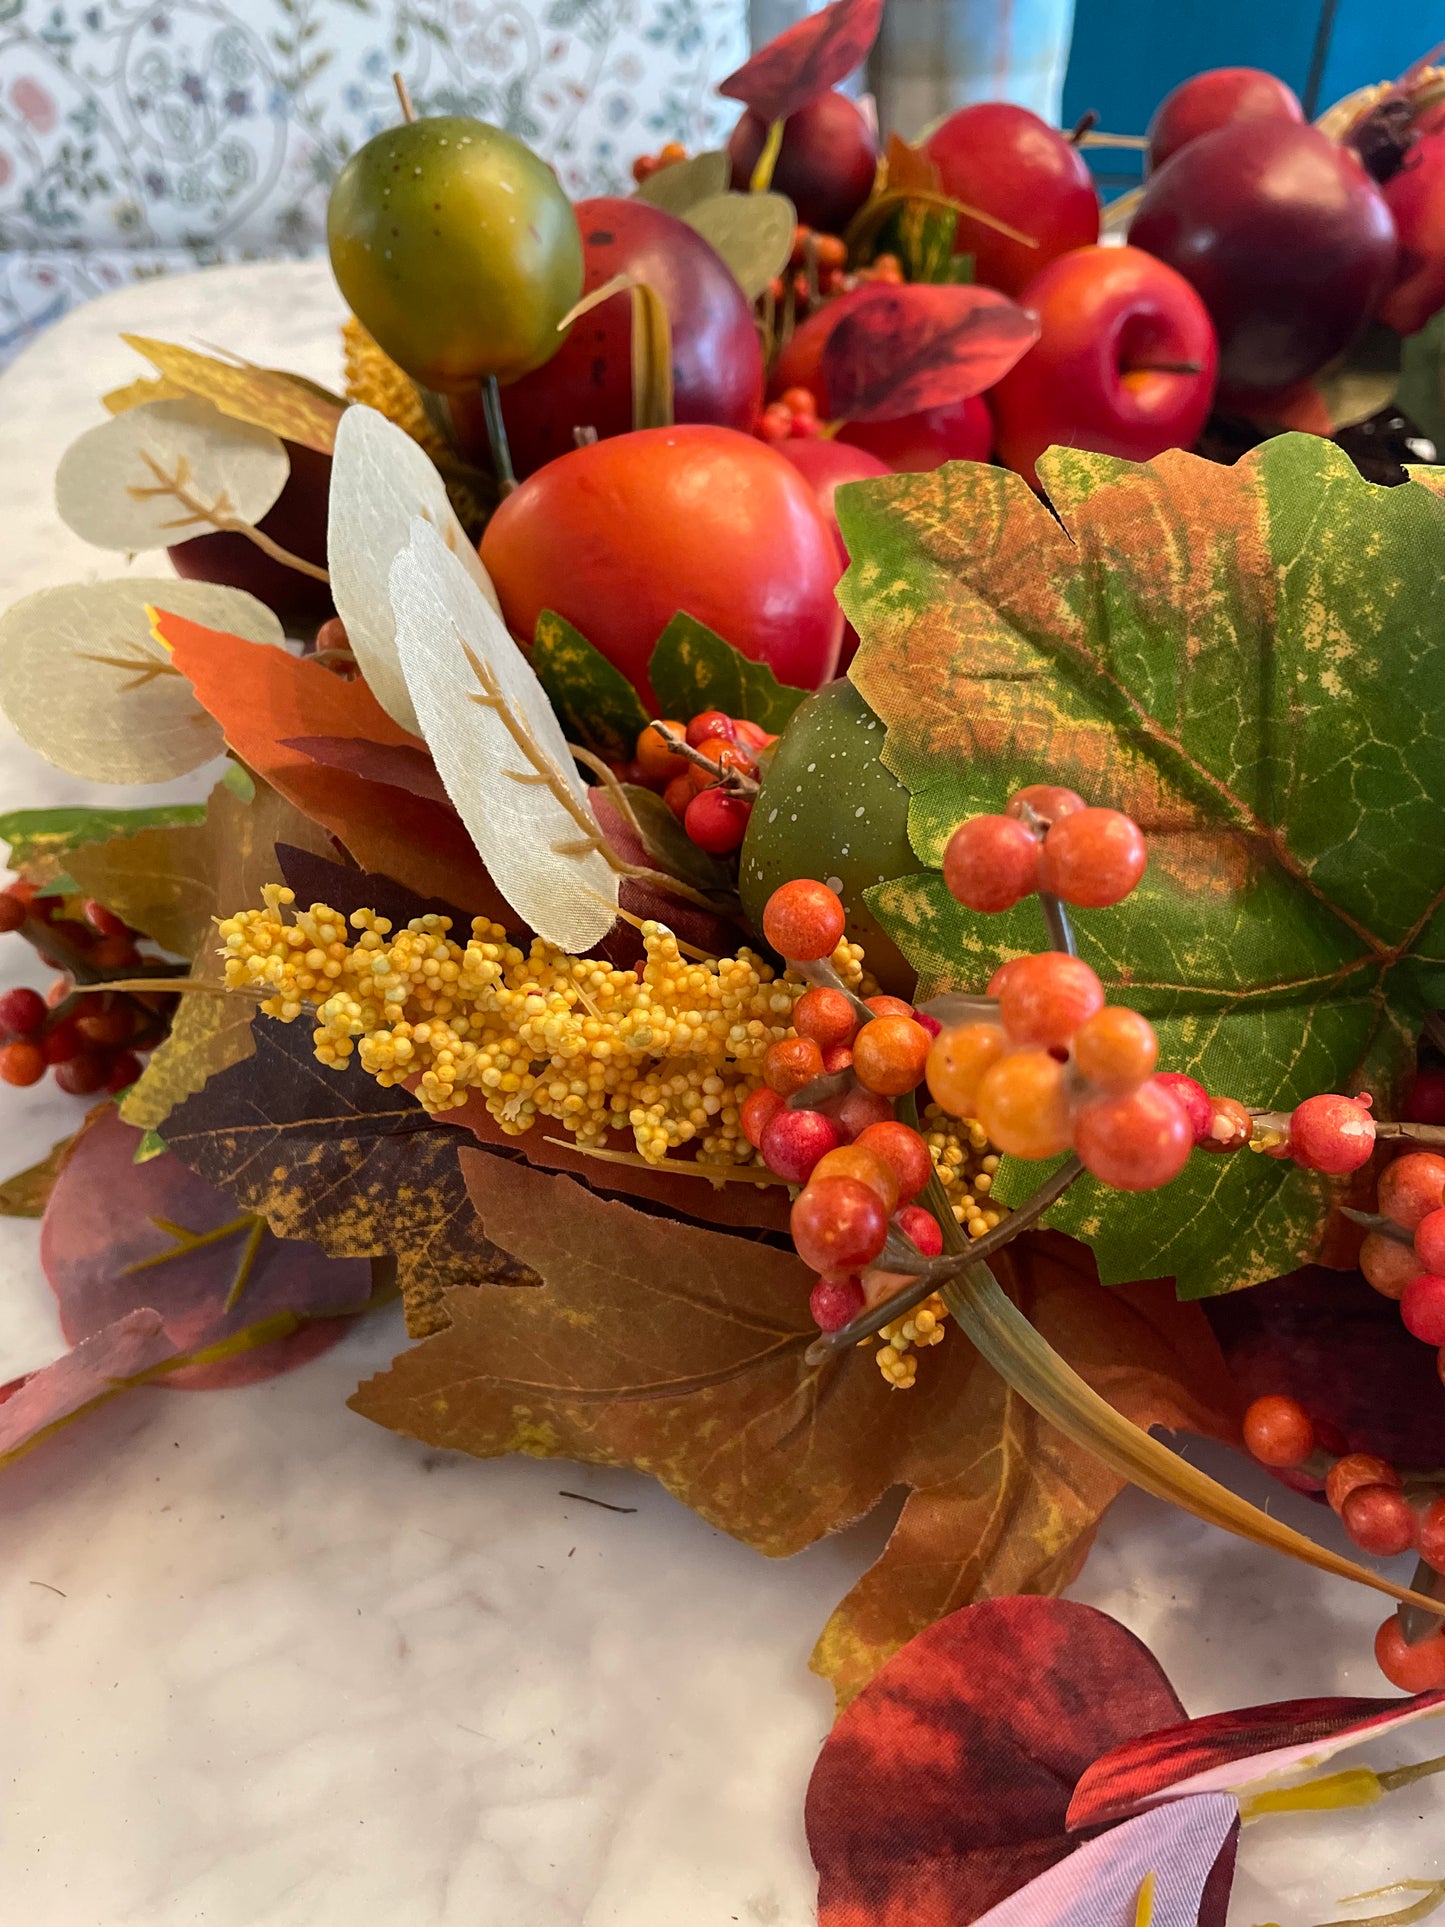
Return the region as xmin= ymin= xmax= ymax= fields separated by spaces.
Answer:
xmin=839 ymin=435 xmax=1445 ymax=1298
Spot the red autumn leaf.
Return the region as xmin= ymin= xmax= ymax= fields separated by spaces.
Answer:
xmin=821 ymin=283 xmax=1039 ymax=424
xmin=718 ymin=0 xmax=885 ymax=125
xmin=1205 ymin=1265 xmax=1445 ymax=1473
xmin=805 ymin=1597 xmax=1186 ymax=1926
xmin=280 ymin=734 xmax=454 ymax=807
xmin=41 ymin=1106 xmax=372 ymax=1389
xmin=1070 ymin=1690 xmax=1445 ymax=1830
xmin=0 ymin=1309 xmax=179 ymax=1466
xmin=277 ymin=842 xmax=473 ymax=931
xmin=156 ymin=609 xmax=502 ymax=912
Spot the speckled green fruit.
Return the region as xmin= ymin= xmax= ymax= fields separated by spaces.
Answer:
xmin=739 ymin=678 xmax=917 ymax=994
xmin=327 ymin=116 xmax=583 ymax=393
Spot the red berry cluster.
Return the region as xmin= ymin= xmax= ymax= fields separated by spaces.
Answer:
xmin=630 ymin=141 xmax=688 ymax=185
xmin=765 ymin=230 xmax=902 ymax=315
xmin=756 ymin=385 xmax=827 ymax=446
xmin=0 ymin=880 xmax=169 ymax=1096
xmin=1356 ymin=1151 xmax=1445 ymax=1380
xmin=943 ymin=784 xmax=1148 ymax=914
xmin=750 ymin=880 xmax=946 ymax=1336
xmin=1242 ymin=1393 xmax=1445 ymax=1690
xmin=631 ymin=710 xmax=774 ymax=857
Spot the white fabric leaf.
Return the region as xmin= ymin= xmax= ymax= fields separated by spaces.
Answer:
xmin=0 ymin=578 xmax=284 ymax=782
xmin=390 ymin=515 xmax=618 ymax=952
xmin=54 ymin=398 xmax=290 ymax=552
xmin=328 ymin=404 xmax=501 ymax=737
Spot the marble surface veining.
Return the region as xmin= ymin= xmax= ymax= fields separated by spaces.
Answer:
xmin=0 ymin=263 xmax=1440 ymax=1927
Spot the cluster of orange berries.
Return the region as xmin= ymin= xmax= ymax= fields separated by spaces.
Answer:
xmin=1243 ymin=1392 xmax=1445 ymax=1690
xmin=942 ymin=783 xmax=1148 ymax=914
xmin=765 ymin=227 xmax=903 ymax=315
xmin=629 ymin=708 xmax=776 ymax=857
xmin=630 ymin=141 xmax=688 ymax=184
xmin=1355 ymin=1149 xmax=1445 ymax=1367
xmin=755 ymin=384 xmax=828 ymax=445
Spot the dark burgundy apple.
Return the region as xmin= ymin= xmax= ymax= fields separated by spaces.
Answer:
xmin=1379 ymin=130 xmax=1445 ymax=335
xmin=1146 ymin=66 xmax=1303 ymax=173
xmin=923 ymin=102 xmax=1099 ymax=297
xmin=168 ymin=439 xmax=333 ymax=632
xmin=1129 ymin=120 xmax=1397 ymax=394
xmin=728 ymin=90 xmax=878 ymax=235
xmin=452 ymin=197 xmax=763 ymax=478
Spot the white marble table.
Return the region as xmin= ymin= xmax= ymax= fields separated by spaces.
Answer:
xmin=0 ymin=263 xmax=1441 ymax=1927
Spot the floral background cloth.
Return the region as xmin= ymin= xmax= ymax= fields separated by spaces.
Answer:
xmin=0 ymin=0 xmax=751 ymax=361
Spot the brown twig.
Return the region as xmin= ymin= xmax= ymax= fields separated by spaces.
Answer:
xmin=651 ymin=724 xmax=760 ymax=800
xmin=130 ymin=450 xmax=330 ymax=583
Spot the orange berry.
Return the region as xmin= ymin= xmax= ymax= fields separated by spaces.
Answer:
xmin=1072 ymin=1005 xmax=1158 ymax=1091
xmin=811 ymin=1144 xmax=901 ymax=1215
xmin=926 ymin=1021 xmax=1006 ymax=1116
xmin=997 ymin=951 xmax=1104 ymax=1048
xmin=814 ymin=234 xmax=847 ymax=270
xmin=663 ymin=773 xmax=694 ymax=820
xmin=1360 ymin=1230 xmax=1421 ymax=1300
xmin=740 ymin=1085 xmax=784 ymax=1148
xmin=864 ymin=994 xmax=915 ymax=1021
xmin=780 ymin=385 xmax=818 ymax=418
xmin=852 ymin=1015 xmax=931 ymax=1096
xmin=975 ymin=1050 xmax=1072 ymax=1158
xmin=762 ymin=1035 xmax=824 ymax=1096
xmin=1242 ymin=1394 xmax=1315 ymax=1468
xmin=1325 ymin=1453 xmax=1400 ymax=1513
xmin=1006 ymin=783 xmax=1085 ymax=827
xmin=635 ymin=720 xmax=689 ymax=785
xmin=793 ymin=986 xmax=857 ymax=1052
xmin=1375 ymin=1615 xmax=1445 ymax=1691
xmin=853 ymin=1120 xmax=933 ymax=1203
xmin=763 ymin=879 xmax=846 ymax=962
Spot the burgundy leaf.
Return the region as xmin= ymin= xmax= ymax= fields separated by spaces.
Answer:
xmin=1069 ymin=1692 xmax=1445 ymax=1830
xmin=41 ymin=1106 xmax=371 ymax=1389
xmin=821 ymin=284 xmax=1040 ymax=423
xmin=0 ymin=1310 xmax=179 ymax=1465
xmin=1205 ymin=1266 xmax=1445 ymax=1473
xmin=280 ymin=735 xmax=454 ymax=807
xmin=968 ymin=1795 xmax=1238 ymax=1927
xmin=276 ymin=842 xmax=492 ymax=935
xmin=806 ymin=1597 xmax=1185 ymax=1927
xmin=718 ymin=0 xmax=885 ymax=125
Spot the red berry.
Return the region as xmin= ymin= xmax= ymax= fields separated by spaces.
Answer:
xmin=77 ymin=1003 xmax=134 ymax=1048
xmin=0 ymin=1039 xmax=44 ymax=1086
xmin=1360 ymin=1230 xmax=1422 ymax=1300
xmin=733 ymin=720 xmax=773 ymax=752
xmin=1243 ymin=1394 xmax=1315 ymax=1467
xmin=0 ymin=986 xmax=46 ymax=1038
xmin=1288 ymin=1093 xmax=1376 ymax=1174
xmin=1198 ymin=1094 xmax=1252 ymax=1153
xmin=793 ymin=986 xmax=857 ymax=1051
xmin=42 ymin=1017 xmax=83 ymax=1066
xmin=852 ymin=1015 xmax=931 ymax=1097
xmin=791 ymin=1176 xmax=889 ymax=1272
xmin=1405 ymin=1067 xmax=1445 ymax=1125
xmin=762 ymin=1035 xmax=825 ymax=1097
xmin=763 ymin=879 xmax=846 ymax=963
xmin=941 ymin=814 xmax=1041 ymax=912
xmin=1073 ymin=1079 xmax=1192 ymax=1191
xmin=894 ymin=1203 xmax=944 ymax=1258
xmin=686 ymin=709 xmax=737 ymax=749
xmin=1006 ymin=783 xmax=1085 ymax=827
xmin=825 ymin=1084 xmax=895 ymax=1142
xmin=854 ymin=1120 xmax=933 ymax=1203
xmin=1341 ymin=1484 xmax=1418 ymax=1557
xmin=759 ymin=1106 xmax=841 ymax=1183
xmin=1416 ymin=1208 xmax=1445 ymax=1274
xmin=811 ymin=1144 xmax=901 ymax=1214
xmin=740 ymin=1084 xmax=784 ymax=1149
xmin=1420 ymin=1495 xmax=1445 ymax=1576
xmin=1379 ymin=1151 xmax=1445 ymax=1231
xmin=864 ymin=994 xmax=916 ymax=1021
xmin=1401 ymin=1272 xmax=1445 ymax=1346
xmin=0 ymin=891 xmax=27 ymax=933
xmin=91 ymin=935 xmax=140 ymax=970
xmin=45 ymin=978 xmax=69 ymax=1009
xmin=810 ymin=1273 xmax=865 ymax=1332
xmin=779 ymin=385 xmax=818 ymax=418
xmin=1375 ymin=1615 xmax=1445 ymax=1691
xmin=821 ymin=1043 xmax=854 ymax=1074
xmin=1325 ymin=1453 xmax=1401 ymax=1513
xmin=54 ymin=1051 xmax=109 ymax=1096
xmin=105 ymin=1050 xmax=143 ymax=1094
xmin=1038 ymin=807 xmax=1147 ymax=908
xmin=683 ymin=787 xmax=752 ymax=854
xmin=1151 ymin=1072 xmax=1213 ymax=1145
xmin=998 ymin=951 xmax=1105 ymax=1049
xmin=83 ymin=899 xmax=129 ymax=938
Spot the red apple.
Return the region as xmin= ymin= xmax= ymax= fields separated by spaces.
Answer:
xmin=1146 ymin=67 xmax=1303 ymax=173
xmin=168 ymin=439 xmax=333 ymax=631
xmin=728 ymin=91 xmax=878 ymax=235
xmin=450 ymin=197 xmax=763 ymax=477
xmin=1379 ymin=131 xmax=1445 ymax=335
xmin=923 ymin=102 xmax=1099 ymax=297
xmin=479 ymin=426 xmax=844 ymax=708
xmin=990 ymin=245 xmax=1218 ymax=490
xmin=775 ymin=437 xmax=889 ymax=671
xmin=769 ymin=287 xmax=993 ymax=471
xmin=1129 ymin=120 xmax=1396 ymax=394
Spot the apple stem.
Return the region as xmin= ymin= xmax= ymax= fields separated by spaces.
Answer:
xmin=1068 ymin=110 xmax=1098 ymax=144
xmin=481 ymin=375 xmax=517 ymax=495
xmin=392 ymin=71 xmax=417 ymax=124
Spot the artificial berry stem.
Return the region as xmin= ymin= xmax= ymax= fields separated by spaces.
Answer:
xmin=793 ymin=953 xmax=875 ymax=1025
xmin=652 ymin=724 xmax=761 ymax=799
xmin=1399 ymin=1558 xmax=1445 ymax=1647
xmin=1039 ymin=889 xmax=1075 ymax=956
xmin=803 ymin=1154 xmax=1085 ymax=1364
xmin=1262 ymin=1112 xmax=1445 ymax=1147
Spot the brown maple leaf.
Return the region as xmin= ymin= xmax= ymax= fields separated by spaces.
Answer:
xmin=350 ymin=1154 xmax=1239 ymax=1705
